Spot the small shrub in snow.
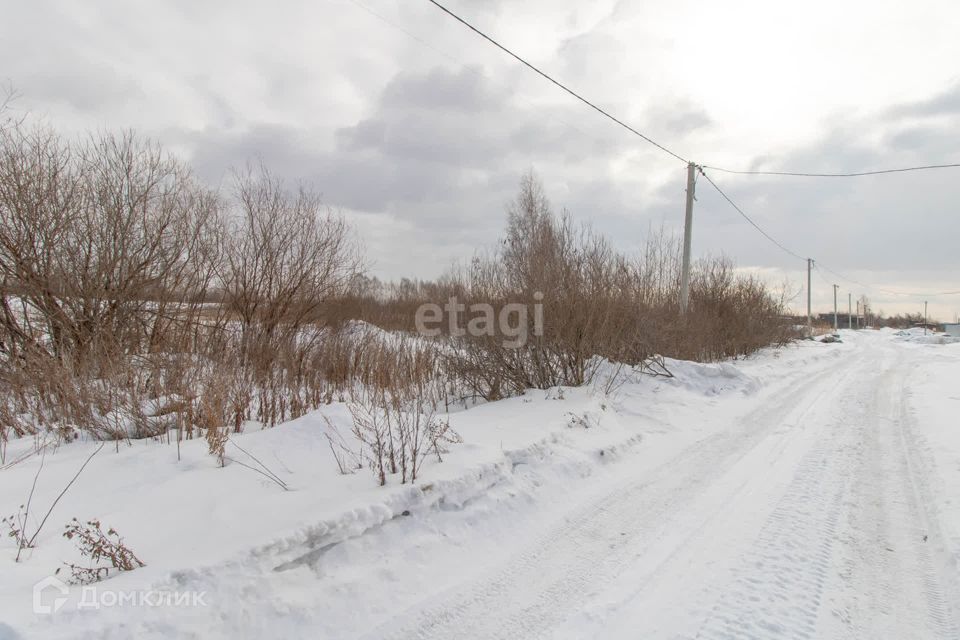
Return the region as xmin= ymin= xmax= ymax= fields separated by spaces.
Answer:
xmin=3 ymin=443 xmax=104 ymax=561
xmin=566 ymin=412 xmax=593 ymax=429
xmin=220 ymin=438 xmax=289 ymax=491
xmin=322 ymin=416 xmax=363 ymax=475
xmin=205 ymin=423 xmax=229 ymax=467
xmin=61 ymin=518 xmax=144 ymax=584
xmin=2 ymin=506 xmax=31 ymax=551
xmin=348 ymin=383 xmax=461 ymax=486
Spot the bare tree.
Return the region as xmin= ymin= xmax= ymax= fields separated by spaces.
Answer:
xmin=0 ymin=124 xmax=222 ymax=437
xmin=220 ymin=165 xmax=361 ymax=363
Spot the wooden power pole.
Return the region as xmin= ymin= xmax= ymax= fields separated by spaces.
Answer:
xmin=680 ymin=162 xmax=696 ymax=314
xmin=833 ymin=284 xmax=839 ymax=331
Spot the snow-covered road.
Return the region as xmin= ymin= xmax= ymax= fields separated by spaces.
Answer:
xmin=5 ymin=330 xmax=960 ymax=639
xmin=359 ymin=333 xmax=960 ymax=639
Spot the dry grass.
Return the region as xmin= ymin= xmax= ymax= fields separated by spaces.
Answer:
xmin=0 ymin=122 xmax=797 ymax=458
xmin=342 ymin=173 xmax=797 ymax=401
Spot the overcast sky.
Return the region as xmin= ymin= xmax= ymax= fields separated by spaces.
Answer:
xmin=3 ymin=0 xmax=959 ymax=318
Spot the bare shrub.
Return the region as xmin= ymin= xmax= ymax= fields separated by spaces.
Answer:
xmin=397 ymin=172 xmax=797 ymax=402
xmin=220 ymin=164 xmax=361 ymax=362
xmin=0 ymin=415 xmax=8 ymax=464
xmin=346 ymin=337 xmax=460 ymax=485
xmin=62 ymin=518 xmax=144 ymax=584
xmin=2 ymin=443 xmax=103 ymax=561
xmin=0 ymin=113 xmax=795 ymax=487
xmin=446 ymin=172 xmax=654 ymax=399
xmin=0 ymin=123 xmax=224 ymax=439
xmin=0 ymin=121 xmax=372 ymax=443
xmin=0 ymin=127 xmax=215 ymax=366
xmin=2 ymin=506 xmax=30 ymax=551
xmin=323 ymin=415 xmax=362 ymax=475
xmin=206 ymin=424 xmax=229 ymax=467
xmin=193 ymin=165 xmax=368 ymax=432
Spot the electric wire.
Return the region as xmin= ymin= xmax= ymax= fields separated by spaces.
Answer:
xmin=702 ymin=170 xmax=960 ymax=298
xmin=816 ymin=262 xmax=960 ymax=298
xmin=701 ymin=162 xmax=960 ymax=178
xmin=698 ymin=169 xmax=807 ymax=262
xmin=344 ymin=0 xmax=619 ymax=159
xmin=417 ymin=0 xmax=960 ymax=301
xmin=424 ymin=0 xmax=689 ymax=164
xmin=423 ymin=2 xmax=960 ymax=179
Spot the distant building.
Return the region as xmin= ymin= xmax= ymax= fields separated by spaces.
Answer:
xmin=944 ymin=323 xmax=960 ymax=337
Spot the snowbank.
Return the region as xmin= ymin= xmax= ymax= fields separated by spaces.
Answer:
xmin=892 ymin=327 xmax=960 ymax=345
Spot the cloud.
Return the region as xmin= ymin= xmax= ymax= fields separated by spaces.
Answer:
xmin=885 ymin=125 xmax=958 ymax=155
xmin=185 ymin=63 xmax=654 ymax=214
xmin=886 ymin=83 xmax=960 ymax=119
xmin=646 ymin=102 xmax=713 ymax=135
xmin=14 ymin=68 xmax=145 ymax=113
xmin=379 ymin=65 xmax=507 ymax=112
xmin=172 ymin=59 xmax=700 ymax=282
xmin=4 ymin=0 xmax=960 ymax=317
xmin=694 ymin=105 xmax=960 ymax=279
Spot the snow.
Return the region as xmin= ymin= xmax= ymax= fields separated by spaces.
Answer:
xmin=892 ymin=326 xmax=960 ymax=345
xmin=898 ymin=337 xmax=960 ymax=563
xmin=2 ymin=330 xmax=960 ymax=638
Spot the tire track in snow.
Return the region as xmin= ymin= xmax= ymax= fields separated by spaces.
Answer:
xmin=817 ymin=345 xmax=960 ymax=640
xmin=692 ymin=341 xmax=959 ymax=640
xmin=890 ymin=362 xmax=960 ymax=638
xmin=691 ymin=406 xmax=856 ymax=639
xmin=362 ymin=348 xmax=868 ymax=640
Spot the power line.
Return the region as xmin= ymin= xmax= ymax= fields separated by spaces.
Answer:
xmin=348 ymin=0 xmax=457 ymax=62
xmin=698 ymin=169 xmax=807 ymax=262
xmin=419 ymin=0 xmax=959 ymax=297
xmin=816 ymin=262 xmax=960 ymax=298
xmin=424 ymin=0 xmax=689 ymax=165
xmin=702 ymin=169 xmax=960 ymax=298
xmin=702 ymin=170 xmax=960 ymax=298
xmin=423 ymin=0 xmax=960 ymax=184
xmin=344 ymin=0 xmax=615 ymax=157
xmin=702 ymin=162 xmax=960 ymax=178
xmin=813 ymin=263 xmax=834 ymax=288
xmin=815 ymin=263 xmax=871 ymax=292
xmin=701 ymin=171 xmax=960 ymax=299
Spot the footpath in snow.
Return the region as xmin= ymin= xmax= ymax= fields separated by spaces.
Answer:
xmin=2 ymin=329 xmax=960 ymax=639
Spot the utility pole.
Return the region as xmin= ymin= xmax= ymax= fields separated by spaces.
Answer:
xmin=856 ymin=300 xmax=860 ymax=329
xmin=679 ymin=162 xmax=696 ymax=314
xmin=848 ymin=293 xmax=852 ymax=330
xmin=924 ymin=301 xmax=928 ymax=335
xmin=833 ymin=284 xmax=839 ymax=331
xmin=806 ymin=258 xmax=813 ymax=329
